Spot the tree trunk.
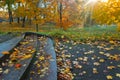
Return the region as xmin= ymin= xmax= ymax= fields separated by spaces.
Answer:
xmin=29 ymin=19 xmax=32 ymax=25
xmin=17 ymin=2 xmax=20 ymax=24
xmin=22 ymin=17 xmax=25 ymax=27
xmin=17 ymin=17 xmax=20 ymax=23
xmin=59 ymin=2 xmax=63 ymax=28
xmin=8 ymin=4 xmax=13 ymax=24
xmin=36 ymin=24 xmax=38 ymax=32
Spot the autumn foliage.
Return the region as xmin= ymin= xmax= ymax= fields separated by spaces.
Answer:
xmin=0 ymin=0 xmax=119 ymax=29
xmin=0 ymin=0 xmax=83 ymax=30
xmin=92 ymin=0 xmax=120 ymax=29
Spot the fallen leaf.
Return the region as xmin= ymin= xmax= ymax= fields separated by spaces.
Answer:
xmin=31 ymin=49 xmax=36 ymax=53
xmin=30 ymin=71 xmax=35 ymax=74
xmin=83 ymin=57 xmax=88 ymax=61
xmin=64 ymin=67 xmax=70 ymax=73
xmin=82 ymin=71 xmax=86 ymax=74
xmin=46 ymin=55 xmax=52 ymax=59
xmin=99 ymin=59 xmax=105 ymax=62
xmin=109 ymin=40 xmax=115 ymax=44
xmin=40 ymin=74 xmax=45 ymax=78
xmin=106 ymin=75 xmax=113 ymax=79
xmin=14 ymin=48 xmax=19 ymax=52
xmin=69 ymin=47 xmax=72 ymax=49
xmin=72 ymin=61 xmax=79 ymax=65
xmin=74 ymin=64 xmax=82 ymax=69
xmin=107 ymin=66 xmax=116 ymax=69
xmin=39 ymin=56 xmax=45 ymax=61
xmin=3 ymin=69 xmax=9 ymax=74
xmin=0 ymin=68 xmax=3 ymax=73
xmin=2 ymin=51 xmax=10 ymax=55
xmin=15 ymin=63 xmax=22 ymax=69
xmin=99 ymin=51 xmax=104 ymax=55
xmin=93 ymin=68 xmax=98 ymax=74
xmin=78 ymin=57 xmax=83 ymax=60
xmin=22 ymin=54 xmax=32 ymax=60
xmin=93 ymin=62 xmax=100 ymax=66
xmin=116 ymin=73 xmax=120 ymax=78
xmin=65 ymin=55 xmax=71 ymax=58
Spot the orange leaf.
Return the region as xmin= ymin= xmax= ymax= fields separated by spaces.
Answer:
xmin=2 ymin=51 xmax=10 ymax=55
xmin=15 ymin=63 xmax=22 ymax=69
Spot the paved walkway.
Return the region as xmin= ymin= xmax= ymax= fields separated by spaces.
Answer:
xmin=0 ymin=36 xmax=24 ymax=58
xmin=57 ymin=41 xmax=120 ymax=80
xmin=0 ymin=33 xmax=57 ymax=80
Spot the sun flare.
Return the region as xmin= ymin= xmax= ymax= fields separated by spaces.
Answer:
xmin=101 ymin=0 xmax=108 ymax=2
xmin=85 ymin=0 xmax=97 ymax=6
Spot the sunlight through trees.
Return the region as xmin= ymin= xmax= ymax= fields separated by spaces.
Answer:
xmin=0 ymin=0 xmax=119 ymax=30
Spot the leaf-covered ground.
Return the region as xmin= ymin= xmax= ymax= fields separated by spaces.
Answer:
xmin=0 ymin=34 xmax=56 ymax=80
xmin=0 ymin=32 xmax=120 ymax=80
xmin=56 ymin=40 xmax=120 ymax=80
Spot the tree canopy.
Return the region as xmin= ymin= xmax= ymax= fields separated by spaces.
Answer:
xmin=0 ymin=0 xmax=119 ymax=30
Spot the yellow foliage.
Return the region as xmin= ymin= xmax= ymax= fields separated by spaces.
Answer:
xmin=93 ymin=1 xmax=120 ymax=25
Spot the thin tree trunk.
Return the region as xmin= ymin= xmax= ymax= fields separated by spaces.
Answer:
xmin=29 ymin=19 xmax=32 ymax=25
xmin=34 ymin=16 xmax=39 ymax=32
xmin=59 ymin=2 xmax=62 ymax=28
xmin=17 ymin=2 xmax=20 ymax=23
xmin=17 ymin=17 xmax=20 ymax=23
xmin=36 ymin=24 xmax=38 ymax=32
xmin=22 ymin=17 xmax=25 ymax=27
xmin=8 ymin=4 xmax=13 ymax=24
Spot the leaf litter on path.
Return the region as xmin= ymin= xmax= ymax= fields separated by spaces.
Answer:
xmin=55 ymin=40 xmax=120 ymax=80
xmin=0 ymin=35 xmax=56 ymax=80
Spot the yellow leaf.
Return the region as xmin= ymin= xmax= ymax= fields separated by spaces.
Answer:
xmin=99 ymin=52 xmax=104 ymax=55
xmin=99 ymin=59 xmax=105 ymax=62
xmin=22 ymin=54 xmax=32 ymax=60
xmin=116 ymin=73 xmax=120 ymax=78
xmin=109 ymin=40 xmax=115 ymax=44
xmin=39 ymin=56 xmax=45 ymax=61
xmin=107 ymin=66 xmax=115 ymax=69
xmin=64 ymin=67 xmax=70 ymax=73
xmin=93 ymin=68 xmax=98 ymax=74
xmin=106 ymin=75 xmax=113 ymax=79
xmin=31 ymin=49 xmax=36 ymax=53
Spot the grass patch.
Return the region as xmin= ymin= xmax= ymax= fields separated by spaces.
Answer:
xmin=0 ymin=22 xmax=120 ymax=41
xmin=39 ymin=26 xmax=120 ymax=41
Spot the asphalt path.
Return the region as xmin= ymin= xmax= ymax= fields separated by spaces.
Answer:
xmin=0 ymin=33 xmax=18 ymax=43
xmin=0 ymin=36 xmax=24 ymax=58
xmin=57 ymin=41 xmax=120 ymax=80
xmin=0 ymin=33 xmax=57 ymax=80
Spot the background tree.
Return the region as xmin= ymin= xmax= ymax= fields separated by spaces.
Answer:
xmin=92 ymin=0 xmax=120 ymax=30
xmin=0 ymin=0 xmax=91 ymax=30
xmin=14 ymin=0 xmax=40 ymax=27
xmin=1 ymin=0 xmax=15 ymax=24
